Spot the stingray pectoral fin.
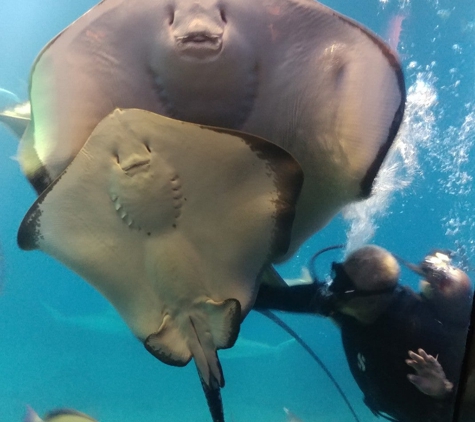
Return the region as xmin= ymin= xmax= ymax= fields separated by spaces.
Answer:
xmin=302 ymin=4 xmax=405 ymax=198
xmin=144 ymin=314 xmax=193 ymax=367
xmin=204 ymin=299 xmax=241 ymax=350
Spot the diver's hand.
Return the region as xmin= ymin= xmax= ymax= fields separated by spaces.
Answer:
xmin=405 ymin=349 xmax=453 ymax=398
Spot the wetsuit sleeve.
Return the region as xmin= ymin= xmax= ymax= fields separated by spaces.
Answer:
xmin=431 ymin=391 xmax=456 ymax=422
xmin=253 ymin=282 xmax=334 ymax=316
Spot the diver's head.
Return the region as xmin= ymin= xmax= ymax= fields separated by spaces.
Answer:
xmin=418 ymin=251 xmax=473 ymax=324
xmin=331 ymin=245 xmax=400 ymax=324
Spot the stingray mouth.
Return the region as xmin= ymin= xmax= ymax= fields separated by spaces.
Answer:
xmin=175 ymin=32 xmax=223 ymax=58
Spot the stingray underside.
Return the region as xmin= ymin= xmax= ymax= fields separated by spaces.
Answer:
xmin=17 ymin=108 xmax=303 ymax=420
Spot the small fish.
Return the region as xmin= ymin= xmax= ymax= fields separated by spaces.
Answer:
xmin=221 ymin=337 xmax=296 ymax=360
xmin=24 ymin=406 xmax=97 ymax=422
xmin=284 ymin=407 xmax=304 ymax=422
xmin=0 ymin=87 xmax=20 ymax=105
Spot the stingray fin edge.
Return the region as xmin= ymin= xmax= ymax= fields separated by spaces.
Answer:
xmin=144 ymin=314 xmax=193 ymax=367
xmin=17 ymin=169 xmax=65 ymax=250
xmin=209 ymin=127 xmax=304 ymax=260
xmin=204 ymin=298 xmax=241 ymax=350
xmin=43 ymin=409 xmax=97 ymax=422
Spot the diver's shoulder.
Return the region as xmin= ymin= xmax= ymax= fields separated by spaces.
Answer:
xmin=384 ymin=285 xmax=423 ymax=319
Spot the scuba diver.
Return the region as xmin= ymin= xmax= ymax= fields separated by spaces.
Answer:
xmin=255 ymin=245 xmax=473 ymax=422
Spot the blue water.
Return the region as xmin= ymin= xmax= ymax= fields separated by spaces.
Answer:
xmin=0 ymin=0 xmax=474 ymax=421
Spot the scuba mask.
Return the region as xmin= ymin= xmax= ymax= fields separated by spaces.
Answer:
xmin=329 ymin=261 xmax=396 ymax=300
xmin=310 ymin=245 xmax=458 ymax=294
xmin=309 ymin=245 xmax=397 ymax=308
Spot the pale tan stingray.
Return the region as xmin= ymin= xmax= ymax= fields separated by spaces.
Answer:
xmin=18 ymin=109 xmax=303 ymax=421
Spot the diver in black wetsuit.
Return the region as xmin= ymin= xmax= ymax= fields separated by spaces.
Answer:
xmin=255 ymin=245 xmax=473 ymax=422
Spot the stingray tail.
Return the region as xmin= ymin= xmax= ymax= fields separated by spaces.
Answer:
xmin=144 ymin=298 xmax=241 ymax=421
xmin=199 ymin=370 xmax=225 ymax=422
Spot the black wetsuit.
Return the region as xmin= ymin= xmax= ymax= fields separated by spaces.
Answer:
xmin=254 ymin=283 xmax=467 ymax=422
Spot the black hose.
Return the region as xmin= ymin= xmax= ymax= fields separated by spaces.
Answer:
xmin=309 ymin=244 xmax=345 ymax=282
xmin=258 ymin=309 xmax=361 ymax=422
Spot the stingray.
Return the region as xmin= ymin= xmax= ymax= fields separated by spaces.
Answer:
xmin=19 ymin=0 xmax=405 ymax=259
xmin=25 ymin=407 xmax=98 ymax=422
xmin=18 ymin=108 xmax=303 ymax=421
xmin=0 ymin=101 xmax=30 ymax=138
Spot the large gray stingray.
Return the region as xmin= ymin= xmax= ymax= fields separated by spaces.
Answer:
xmin=19 ymin=0 xmax=405 ymax=259
xmin=19 ymin=108 xmax=303 ymax=421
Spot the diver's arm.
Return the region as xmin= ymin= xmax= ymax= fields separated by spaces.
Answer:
xmin=253 ymin=282 xmax=334 ymax=316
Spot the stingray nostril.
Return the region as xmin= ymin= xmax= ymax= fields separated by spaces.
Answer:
xmin=168 ymin=8 xmax=175 ymax=25
xmin=145 ymin=143 xmax=152 ymax=153
xmin=219 ymin=8 xmax=227 ymax=23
